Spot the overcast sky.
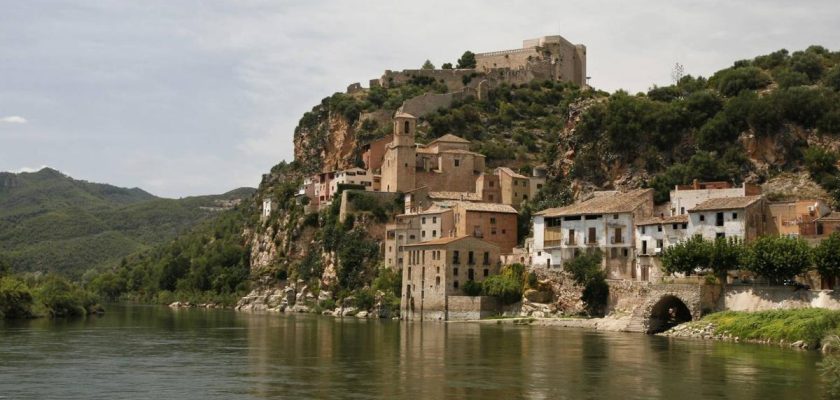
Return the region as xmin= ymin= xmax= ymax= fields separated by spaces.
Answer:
xmin=1 ymin=1 xmax=838 ymax=198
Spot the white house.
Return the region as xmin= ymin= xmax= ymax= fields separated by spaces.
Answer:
xmin=531 ymin=189 xmax=654 ymax=279
xmin=634 ymin=215 xmax=689 ymax=281
xmin=687 ymin=196 xmax=768 ymax=242
xmin=669 ymin=181 xmax=761 ymax=216
xmin=261 ymin=199 xmax=273 ymax=220
xmin=329 ymin=167 xmax=374 ymax=198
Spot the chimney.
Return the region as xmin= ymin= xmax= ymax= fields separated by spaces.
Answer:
xmin=692 ymin=179 xmax=699 ymax=190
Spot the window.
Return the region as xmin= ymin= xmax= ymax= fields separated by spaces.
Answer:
xmin=641 ymin=240 xmax=648 ymax=255
xmin=409 ymin=234 xmax=416 ymax=240
xmin=453 ymin=267 xmax=459 ymax=276
xmin=523 ymin=195 xmax=528 ymax=200
xmin=716 ymin=232 xmax=726 ymax=239
xmin=568 ymin=229 xmax=576 ymax=245
xmin=657 ymin=239 xmax=663 ymax=249
xmin=491 ymin=228 xmax=497 ymax=235
xmin=490 ymin=217 xmax=497 ymax=224
xmin=657 ymin=225 xmax=662 ymax=232
xmin=641 ymin=226 xmax=646 ymax=234
xmin=489 ymin=181 xmax=494 ymax=187
xmin=613 ymin=214 xmax=619 ymax=220
xmin=680 ymin=207 xmax=685 ymax=214
xmin=700 ymin=215 xmax=705 ymax=222
xmin=408 ymin=267 xmax=412 ymax=276
xmin=453 ymin=251 xmax=460 ymax=264
xmin=483 ymin=269 xmax=489 ymax=277
xmin=682 ymin=223 xmax=687 ymax=229
xmin=672 ymin=224 xmax=678 ymax=230
xmin=432 ymin=217 xmax=437 ymax=223
xmin=468 ymin=268 xmax=475 ymax=280
xmin=537 ymin=184 xmax=543 ymax=189
xmin=454 ymin=159 xmax=460 ymax=167
xmin=468 ymin=251 xmax=475 ymax=265
xmin=588 ymin=227 xmax=596 ymax=244
xmin=436 ymin=277 xmax=440 ymax=287
xmin=613 ymin=227 xmax=622 ymax=243
xmin=610 ymin=248 xmax=617 ymax=258
xmin=502 ymin=229 xmax=506 ymax=234
xmin=422 ymin=217 xmax=426 ymax=224
xmin=432 ymin=230 xmax=437 ymax=237
xmin=436 ymin=266 xmax=440 ymax=274
xmin=483 ymin=252 xmax=490 ymax=265
xmin=622 ymin=248 xmax=628 ymax=257
xmin=732 ymin=212 xmax=738 ymax=220
xmin=422 ymin=231 xmax=426 ymax=238
xmin=716 ymin=212 xmax=724 ymax=227
xmin=453 ymin=281 xmax=459 ymax=289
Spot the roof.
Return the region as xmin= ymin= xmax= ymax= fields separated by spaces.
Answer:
xmin=452 ymin=201 xmax=518 ymax=214
xmin=536 ymin=189 xmax=653 ymax=217
xmin=440 ymin=149 xmax=484 ymax=156
xmin=689 ymin=196 xmax=763 ymax=212
xmin=403 ymin=235 xmax=500 ymax=249
xmin=394 ymin=111 xmax=417 ymax=119
xmin=496 ymin=167 xmax=527 ymax=179
xmin=818 ymin=212 xmax=840 ymax=221
xmin=428 ymin=134 xmax=470 ymax=145
xmin=636 ymin=214 xmax=689 ymax=226
xmin=428 ymin=191 xmax=483 ymax=201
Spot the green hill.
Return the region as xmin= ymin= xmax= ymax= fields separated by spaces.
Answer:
xmin=0 ymin=168 xmax=255 ymax=277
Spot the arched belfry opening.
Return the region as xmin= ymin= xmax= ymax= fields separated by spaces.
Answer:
xmin=647 ymin=295 xmax=692 ymax=334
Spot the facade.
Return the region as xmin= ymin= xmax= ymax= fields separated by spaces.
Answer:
xmin=361 ymin=135 xmax=392 ymax=172
xmin=329 ymin=167 xmax=374 ymax=195
xmin=767 ymin=199 xmax=831 ymax=237
xmin=634 ymin=215 xmax=689 ymax=282
xmin=669 ymin=181 xmax=761 ymax=216
xmin=474 ymin=35 xmax=587 ymax=87
xmin=381 ymin=113 xmax=418 ymax=193
xmin=451 ymin=201 xmax=519 ymax=254
xmin=531 ymin=189 xmax=654 ymax=279
xmin=816 ymin=212 xmax=840 ymax=238
xmin=400 ymin=236 xmax=501 ymax=321
xmin=475 ymin=173 xmax=501 ymax=203
xmin=384 ymin=215 xmax=421 ymax=270
xmin=496 ymin=167 xmax=530 ymax=209
xmin=687 ymin=196 xmax=768 ymax=242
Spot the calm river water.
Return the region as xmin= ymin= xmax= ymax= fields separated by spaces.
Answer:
xmin=0 ymin=305 xmax=825 ymax=399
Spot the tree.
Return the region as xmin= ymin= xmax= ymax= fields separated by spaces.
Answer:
xmin=745 ymin=236 xmax=812 ymax=284
xmin=482 ymin=264 xmax=526 ymax=305
xmin=661 ymin=236 xmax=712 ymax=275
xmin=456 ymin=51 xmax=477 ymax=69
xmin=421 ymin=59 xmax=435 ymax=70
xmin=814 ymin=233 xmax=840 ymax=282
xmin=709 ymin=237 xmax=746 ymax=281
xmin=671 ymin=62 xmax=685 ymax=85
xmin=564 ymin=250 xmax=608 ymax=316
xmin=441 ymin=62 xmax=453 ymax=70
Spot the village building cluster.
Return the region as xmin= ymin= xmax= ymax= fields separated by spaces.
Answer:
xmin=261 ymin=35 xmax=840 ymax=321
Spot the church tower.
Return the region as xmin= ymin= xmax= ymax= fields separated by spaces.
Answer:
xmin=382 ymin=112 xmax=416 ymax=192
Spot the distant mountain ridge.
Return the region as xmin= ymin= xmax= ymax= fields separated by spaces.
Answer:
xmin=0 ymin=167 xmax=255 ymax=277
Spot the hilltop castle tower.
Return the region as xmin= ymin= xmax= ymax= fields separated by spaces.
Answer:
xmin=381 ymin=112 xmax=417 ymax=192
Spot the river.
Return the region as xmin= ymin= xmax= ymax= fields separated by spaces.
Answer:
xmin=0 ymin=304 xmax=825 ymax=399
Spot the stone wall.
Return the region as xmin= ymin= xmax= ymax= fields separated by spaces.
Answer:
xmin=722 ymin=286 xmax=840 ymax=311
xmin=447 ymin=296 xmax=500 ymax=320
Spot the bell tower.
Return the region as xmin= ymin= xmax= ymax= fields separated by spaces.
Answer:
xmin=382 ymin=112 xmax=417 ymax=192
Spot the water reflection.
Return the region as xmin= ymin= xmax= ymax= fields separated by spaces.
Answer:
xmin=0 ymin=306 xmax=825 ymax=399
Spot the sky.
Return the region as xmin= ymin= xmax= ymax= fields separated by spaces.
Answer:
xmin=1 ymin=1 xmax=839 ymax=198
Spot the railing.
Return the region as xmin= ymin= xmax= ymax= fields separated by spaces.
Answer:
xmin=475 ymin=47 xmax=535 ymax=57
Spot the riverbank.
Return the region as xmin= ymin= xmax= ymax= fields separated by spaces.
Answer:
xmin=660 ymin=309 xmax=840 ymax=350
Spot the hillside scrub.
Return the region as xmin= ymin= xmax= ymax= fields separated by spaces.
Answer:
xmin=1 ymin=272 xmax=100 ymax=319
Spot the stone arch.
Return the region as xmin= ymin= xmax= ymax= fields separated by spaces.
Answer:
xmin=646 ymin=295 xmax=693 ymax=334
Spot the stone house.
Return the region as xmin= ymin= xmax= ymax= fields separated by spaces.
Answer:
xmin=634 ymin=215 xmax=689 ymax=282
xmin=361 ymin=135 xmax=392 ymax=172
xmin=687 ymin=196 xmax=768 ymax=242
xmin=669 ymin=181 xmax=761 ymax=216
xmin=767 ymin=199 xmax=831 ymax=237
xmin=475 ymin=173 xmax=502 ymax=204
xmin=400 ymin=236 xmax=501 ymax=321
xmin=531 ymin=189 xmax=654 ymax=279
xmin=451 ymin=201 xmax=518 ymax=254
xmin=496 ymin=167 xmax=531 ymax=209
xmin=384 ymin=215 xmax=421 ymax=270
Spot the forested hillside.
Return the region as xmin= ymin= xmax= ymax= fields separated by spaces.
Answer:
xmin=0 ymin=168 xmax=254 ymax=277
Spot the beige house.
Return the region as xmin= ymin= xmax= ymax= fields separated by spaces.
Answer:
xmin=401 ymin=236 xmax=501 ymax=321
xmin=767 ymin=199 xmax=831 ymax=237
xmin=634 ymin=215 xmax=689 ymax=282
xmin=496 ymin=167 xmax=530 ymax=209
xmin=451 ymin=201 xmax=518 ymax=254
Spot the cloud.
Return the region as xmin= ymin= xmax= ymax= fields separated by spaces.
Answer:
xmin=0 ymin=116 xmax=27 ymax=124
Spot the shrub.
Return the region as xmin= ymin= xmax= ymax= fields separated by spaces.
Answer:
xmin=456 ymin=51 xmax=476 ymax=69
xmin=825 ymin=65 xmax=840 ymax=91
xmin=564 ymin=250 xmax=608 ymax=315
xmin=462 ymin=280 xmax=482 ymax=296
xmin=709 ymin=66 xmax=771 ymax=96
xmin=0 ymin=276 xmax=34 ymax=319
xmin=481 ymin=274 xmax=521 ymax=304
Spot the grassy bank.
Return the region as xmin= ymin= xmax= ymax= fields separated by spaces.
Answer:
xmin=700 ymin=309 xmax=840 ymax=346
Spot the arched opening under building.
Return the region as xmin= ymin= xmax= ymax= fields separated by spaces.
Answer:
xmin=647 ymin=295 xmax=692 ymax=334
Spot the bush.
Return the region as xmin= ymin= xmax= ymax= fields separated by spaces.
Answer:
xmin=462 ymin=280 xmax=482 ymax=296
xmin=814 ymin=233 xmax=840 ymax=281
xmin=563 ymin=250 xmax=608 ymax=316
xmin=710 ymin=66 xmax=771 ymax=96
xmin=0 ymin=276 xmax=34 ymax=319
xmin=34 ymin=275 xmax=98 ymax=317
xmin=456 ymin=51 xmax=476 ymax=69
xmin=481 ymin=274 xmax=521 ymax=304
